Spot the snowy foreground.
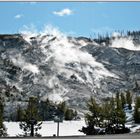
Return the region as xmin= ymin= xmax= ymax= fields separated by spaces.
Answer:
xmin=3 ymin=120 xmax=140 ymax=137
xmin=4 ymin=120 xmax=86 ymax=137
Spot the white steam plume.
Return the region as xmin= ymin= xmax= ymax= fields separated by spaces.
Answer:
xmin=110 ymin=36 xmax=140 ymax=51
xmin=10 ymin=54 xmax=39 ymax=74
xmin=19 ymin=24 xmax=117 ymax=81
xmin=40 ymin=25 xmax=116 ymax=79
xmin=14 ymin=24 xmax=122 ymax=102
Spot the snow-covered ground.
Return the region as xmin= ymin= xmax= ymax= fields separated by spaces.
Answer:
xmin=126 ymin=124 xmax=140 ymax=133
xmin=3 ymin=104 xmax=140 ymax=137
xmin=4 ymin=120 xmax=86 ymax=137
xmin=4 ymin=120 xmax=140 ymax=137
xmin=123 ymin=104 xmax=140 ymax=133
xmin=125 ymin=104 xmax=134 ymax=123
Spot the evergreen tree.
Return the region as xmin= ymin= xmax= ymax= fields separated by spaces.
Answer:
xmin=65 ymin=109 xmax=72 ymax=120
xmin=39 ymin=99 xmax=52 ymax=121
xmin=80 ymin=96 xmax=129 ymax=135
xmin=116 ymin=92 xmax=120 ymax=110
xmin=58 ymin=101 xmax=67 ymax=116
xmin=45 ymin=98 xmax=51 ymax=120
xmin=80 ymin=97 xmax=102 ymax=135
xmin=114 ymin=93 xmax=126 ymax=127
xmin=120 ymin=92 xmax=126 ymax=109
xmin=56 ymin=101 xmax=66 ymax=121
xmin=65 ymin=109 xmax=74 ymax=120
xmin=0 ymin=98 xmax=7 ymax=137
xmin=86 ymin=97 xmax=102 ymax=127
xmin=58 ymin=101 xmax=77 ymax=121
xmin=73 ymin=110 xmax=78 ymax=120
xmin=101 ymin=100 xmax=112 ymax=128
xmin=115 ymin=100 xmax=126 ymax=128
xmin=19 ymin=97 xmax=42 ymax=137
xmin=105 ymin=95 xmax=127 ymax=134
xmin=104 ymin=97 xmax=117 ymax=134
xmin=134 ymin=96 xmax=140 ymax=123
xmin=16 ymin=105 xmax=24 ymax=122
xmin=126 ymin=90 xmax=132 ymax=110
xmin=109 ymin=97 xmax=116 ymax=124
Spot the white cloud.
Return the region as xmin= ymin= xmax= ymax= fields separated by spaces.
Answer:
xmin=14 ymin=14 xmax=23 ymax=19
xmin=53 ymin=8 xmax=73 ymax=16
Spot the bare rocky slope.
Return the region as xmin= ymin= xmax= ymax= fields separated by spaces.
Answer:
xmin=0 ymin=32 xmax=140 ymax=117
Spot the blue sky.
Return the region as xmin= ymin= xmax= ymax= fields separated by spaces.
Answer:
xmin=0 ymin=2 xmax=140 ymax=37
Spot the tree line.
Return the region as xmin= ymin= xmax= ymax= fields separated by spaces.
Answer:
xmin=0 ymin=96 xmax=78 ymax=137
xmin=93 ymin=30 xmax=140 ymax=44
xmin=15 ymin=97 xmax=78 ymax=122
xmin=80 ymin=90 xmax=140 ymax=135
xmin=1 ymin=90 xmax=140 ymax=136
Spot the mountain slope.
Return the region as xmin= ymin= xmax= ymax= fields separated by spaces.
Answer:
xmin=0 ymin=31 xmax=140 ymax=117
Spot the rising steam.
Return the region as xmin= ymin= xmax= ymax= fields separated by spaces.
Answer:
xmin=10 ymin=54 xmax=39 ymax=74
xmin=18 ymin=24 xmax=118 ymax=102
xmin=110 ymin=34 xmax=140 ymax=51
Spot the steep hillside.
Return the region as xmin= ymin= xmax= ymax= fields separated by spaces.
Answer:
xmin=0 ymin=30 xmax=140 ymax=117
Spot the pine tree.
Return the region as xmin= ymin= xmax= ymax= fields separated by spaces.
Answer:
xmin=73 ymin=110 xmax=78 ymax=120
xmin=120 ymin=92 xmax=126 ymax=109
xmin=101 ymin=100 xmax=112 ymax=128
xmin=115 ymin=102 xmax=126 ymax=128
xmin=57 ymin=101 xmax=78 ymax=121
xmin=115 ymin=92 xmax=126 ymax=127
xmin=104 ymin=97 xmax=117 ymax=134
xmin=39 ymin=99 xmax=51 ymax=121
xmin=80 ymin=97 xmax=102 ymax=135
xmin=106 ymin=95 xmax=127 ymax=134
xmin=58 ymin=101 xmax=67 ymax=116
xmin=16 ymin=105 xmax=24 ymax=122
xmin=56 ymin=101 xmax=66 ymax=121
xmin=109 ymin=97 xmax=116 ymax=124
xmin=19 ymin=97 xmax=42 ymax=137
xmin=0 ymin=98 xmax=7 ymax=137
xmin=80 ymin=96 xmax=129 ymax=135
xmin=65 ymin=109 xmax=73 ymax=120
xmin=126 ymin=90 xmax=132 ymax=110
xmin=87 ymin=97 xmax=102 ymax=127
xmin=45 ymin=98 xmax=50 ymax=119
xmin=116 ymin=92 xmax=120 ymax=110
xmin=134 ymin=96 xmax=140 ymax=123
